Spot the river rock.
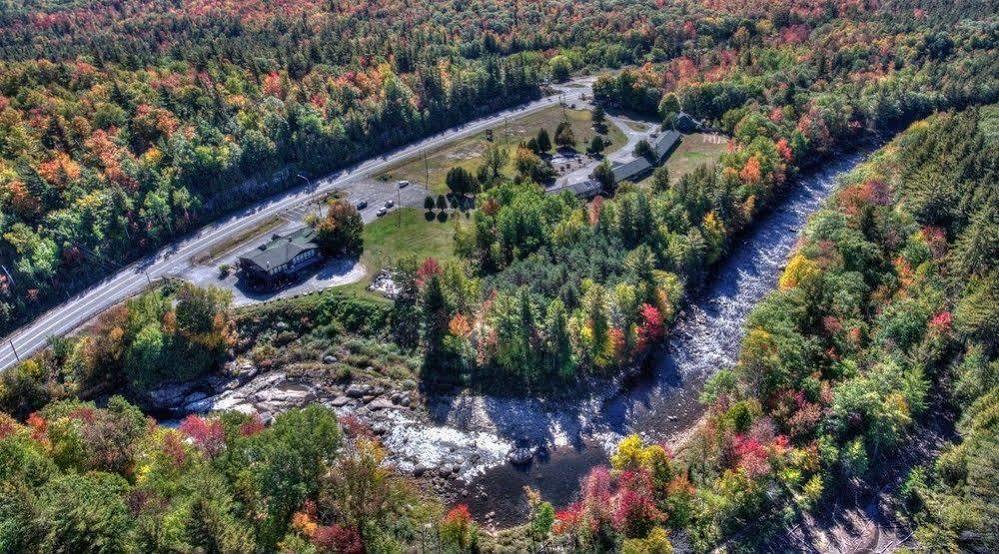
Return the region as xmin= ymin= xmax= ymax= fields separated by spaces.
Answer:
xmin=254 ymin=383 xmax=313 ymax=405
xmin=507 ymin=446 xmax=535 ymax=465
xmin=345 ymin=384 xmax=368 ymax=398
xmin=323 ymin=355 xmax=337 ymax=364
xmin=413 ymin=463 xmax=430 ymax=477
xmin=182 ymin=397 xmax=214 ymax=414
xmin=182 ymin=391 xmax=208 ymax=405
xmin=231 ymin=403 xmax=256 ymax=416
xmin=367 ymin=397 xmax=396 ymax=411
xmin=145 ymin=382 xmax=198 ymax=409
xmin=330 ymin=396 xmax=351 ymax=407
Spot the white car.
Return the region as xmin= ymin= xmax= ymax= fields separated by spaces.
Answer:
xmin=376 ymin=207 xmax=387 ymax=217
xmin=397 ymin=180 xmax=410 ymax=189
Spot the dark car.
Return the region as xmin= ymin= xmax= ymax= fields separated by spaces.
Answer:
xmin=355 ymin=200 xmax=368 ymax=210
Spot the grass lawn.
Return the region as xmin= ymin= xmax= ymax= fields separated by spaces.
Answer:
xmin=636 ymin=132 xmax=729 ymax=187
xmin=664 ymin=133 xmax=729 ymax=179
xmin=375 ymin=105 xmax=627 ymax=194
xmin=336 ymin=207 xmax=461 ymax=297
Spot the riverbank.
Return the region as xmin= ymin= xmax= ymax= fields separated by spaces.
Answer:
xmin=448 ymin=148 xmax=875 ymax=527
xmin=136 ymin=147 xmax=875 ymax=531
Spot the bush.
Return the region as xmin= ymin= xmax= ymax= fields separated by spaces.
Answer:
xmin=316 ymin=292 xmax=391 ymax=334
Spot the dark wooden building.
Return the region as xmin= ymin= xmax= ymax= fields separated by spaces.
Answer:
xmin=238 ymin=227 xmax=323 ymax=289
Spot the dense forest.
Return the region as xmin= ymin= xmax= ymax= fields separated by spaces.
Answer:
xmin=0 ymin=399 xmax=480 ymax=552
xmin=3 ymin=0 xmax=996 ymax=336
xmin=395 ymin=1 xmax=997 ymax=388
xmin=1 ymin=103 xmax=994 ymax=554
xmin=550 ymin=105 xmax=998 ymax=551
xmin=0 ymin=0 xmax=644 ymax=334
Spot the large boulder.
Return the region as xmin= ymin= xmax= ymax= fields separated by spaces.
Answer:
xmin=507 ymin=446 xmax=536 ymax=465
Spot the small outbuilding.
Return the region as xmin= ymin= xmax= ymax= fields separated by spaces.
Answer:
xmin=675 ymin=112 xmax=702 ymax=133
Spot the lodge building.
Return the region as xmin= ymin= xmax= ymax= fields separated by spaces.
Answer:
xmin=238 ymin=227 xmax=323 ymax=289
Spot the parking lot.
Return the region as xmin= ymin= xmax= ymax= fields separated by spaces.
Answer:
xmin=179 ymin=178 xmax=431 ymax=305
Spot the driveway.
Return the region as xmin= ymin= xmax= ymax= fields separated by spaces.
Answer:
xmin=549 ymin=111 xmax=661 ymax=192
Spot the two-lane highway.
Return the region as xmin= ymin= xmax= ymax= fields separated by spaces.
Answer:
xmin=0 ymin=78 xmax=594 ymax=371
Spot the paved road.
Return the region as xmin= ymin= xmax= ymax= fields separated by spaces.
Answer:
xmin=0 ymin=78 xmax=594 ymax=371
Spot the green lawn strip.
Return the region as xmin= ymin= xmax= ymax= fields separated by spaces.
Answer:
xmin=191 ymin=216 xmax=285 ymax=265
xmin=635 ymin=132 xmax=729 ymax=186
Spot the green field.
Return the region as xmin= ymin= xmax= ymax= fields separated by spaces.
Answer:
xmin=634 ymin=132 xmax=729 ymax=187
xmin=337 ymin=207 xmax=461 ymax=297
xmin=376 ymin=105 xmax=627 ymax=193
xmin=663 ymin=133 xmax=729 ymax=179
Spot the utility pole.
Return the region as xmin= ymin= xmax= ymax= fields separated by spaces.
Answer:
xmin=9 ymin=340 xmax=18 ymax=362
xmin=144 ymin=271 xmax=153 ymax=286
xmin=424 ymin=149 xmax=430 ymax=189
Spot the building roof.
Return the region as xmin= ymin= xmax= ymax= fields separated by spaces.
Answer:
xmin=651 ymin=130 xmax=681 ymax=161
xmin=240 ymin=227 xmax=319 ymax=271
xmin=611 ymin=157 xmax=652 ymax=183
xmin=675 ymin=112 xmax=702 ymax=132
xmin=567 ymin=179 xmax=603 ymax=198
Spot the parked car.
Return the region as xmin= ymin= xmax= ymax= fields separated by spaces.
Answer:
xmin=355 ymin=200 xmax=368 ymax=210
xmin=384 ymin=200 xmax=394 ymax=208
xmin=397 ymin=180 xmax=410 ymax=189
xmin=376 ymin=207 xmax=387 ymax=217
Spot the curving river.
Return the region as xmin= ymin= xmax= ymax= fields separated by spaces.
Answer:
xmin=380 ymin=150 xmax=872 ymax=526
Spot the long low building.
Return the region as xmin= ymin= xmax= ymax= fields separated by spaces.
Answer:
xmin=612 ymin=156 xmax=654 ymax=183
xmin=609 ymin=129 xmax=682 ymax=184
xmin=547 ymin=127 xmax=684 ymax=198
xmin=238 ymin=227 xmax=323 ymax=289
